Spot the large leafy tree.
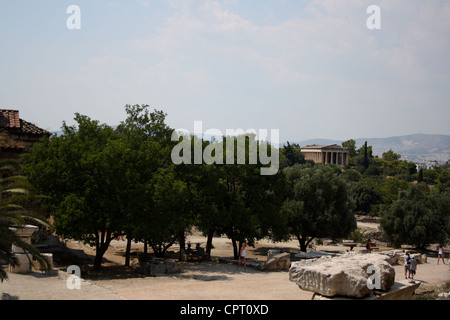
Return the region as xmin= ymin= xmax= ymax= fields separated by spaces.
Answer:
xmin=114 ymin=105 xmax=174 ymax=265
xmin=348 ymin=181 xmax=382 ymax=215
xmin=172 ymin=134 xmax=286 ymax=259
xmin=137 ymin=167 xmax=191 ymax=258
xmin=218 ymin=136 xmax=286 ymax=259
xmin=22 ymin=106 xmax=173 ymax=270
xmin=380 ymin=183 xmax=450 ymax=248
xmin=22 ymin=114 xmax=123 ymax=270
xmin=280 ymin=142 xmax=305 ymax=169
xmin=282 ymin=164 xmax=356 ymax=252
xmin=0 ymin=160 xmax=51 ymax=281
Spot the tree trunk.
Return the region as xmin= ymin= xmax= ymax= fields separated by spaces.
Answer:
xmin=125 ymin=237 xmax=132 ymax=267
xmin=178 ymin=231 xmax=186 ymax=261
xmin=93 ymin=230 xmax=112 ymax=270
xmin=297 ymin=235 xmax=314 ymax=253
xmin=143 ymin=239 xmax=148 ymax=255
xmin=206 ymin=229 xmax=215 ymax=260
xmin=232 ymin=238 xmax=238 ymax=259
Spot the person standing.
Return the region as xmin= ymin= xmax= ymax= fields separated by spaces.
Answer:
xmin=409 ymin=255 xmax=418 ymax=280
xmin=366 ymin=239 xmax=372 ymax=252
xmin=238 ymin=243 xmax=247 ymax=271
xmin=404 ymin=251 xmax=411 ymax=279
xmin=437 ymin=244 xmax=445 ymax=265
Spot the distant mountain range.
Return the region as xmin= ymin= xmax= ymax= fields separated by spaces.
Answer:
xmin=293 ymin=134 xmax=450 ymax=164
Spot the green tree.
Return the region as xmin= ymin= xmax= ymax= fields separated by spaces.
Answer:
xmin=22 ymin=114 xmax=126 ymax=270
xmin=418 ymin=169 xmax=424 ymax=183
xmin=115 ymin=105 xmax=174 ymax=265
xmin=282 ymin=164 xmax=356 ymax=252
xmin=382 ymin=149 xmax=401 ymax=161
xmin=280 ymin=142 xmax=305 ymax=169
xmin=176 ymin=160 xmax=230 ymax=260
xmin=342 ymin=139 xmax=357 ymax=158
xmin=354 ymin=142 xmax=374 ymax=171
xmin=381 ymin=183 xmax=450 ymax=248
xmin=348 ymin=181 xmax=382 ymax=215
xmin=143 ymin=167 xmax=190 ymax=257
xmin=219 ymin=136 xmax=286 ymax=258
xmin=23 ymin=106 xmax=173 ymax=269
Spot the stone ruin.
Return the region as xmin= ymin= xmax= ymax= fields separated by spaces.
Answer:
xmin=137 ymin=256 xmax=181 ymax=276
xmin=9 ymin=225 xmax=53 ymax=274
xmin=257 ymin=249 xmax=291 ymax=271
xmin=289 ymin=252 xmax=420 ymax=299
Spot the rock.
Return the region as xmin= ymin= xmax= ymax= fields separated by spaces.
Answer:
xmin=267 ymin=249 xmax=280 ymax=260
xmin=375 ymin=250 xmax=427 ymax=265
xmin=259 ymin=252 xmax=290 ymax=271
xmin=293 ymin=251 xmax=334 ymax=260
xmin=164 ymin=259 xmax=181 ymax=274
xmin=289 ymin=253 xmax=396 ymax=298
xmin=9 ymin=254 xmax=32 ymax=273
xmin=323 ymin=240 xmax=338 ymax=246
xmin=148 ymin=260 xmax=166 ymax=276
xmin=438 ymin=292 xmax=450 ymax=300
xmin=140 ymin=258 xmax=181 ymax=276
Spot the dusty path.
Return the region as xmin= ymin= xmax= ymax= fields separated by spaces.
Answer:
xmin=90 ymin=261 xmax=313 ymax=300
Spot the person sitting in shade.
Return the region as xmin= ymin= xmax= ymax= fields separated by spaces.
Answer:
xmin=196 ymin=243 xmax=205 ymax=261
xmin=186 ymin=243 xmax=194 ymax=261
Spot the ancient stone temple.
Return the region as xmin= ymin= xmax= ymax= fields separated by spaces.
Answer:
xmin=301 ymin=144 xmax=349 ymax=166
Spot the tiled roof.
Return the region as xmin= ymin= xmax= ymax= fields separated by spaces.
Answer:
xmin=0 ymin=109 xmax=51 ymax=136
xmin=0 ymin=109 xmax=20 ymax=128
xmin=20 ymin=119 xmax=51 ymax=135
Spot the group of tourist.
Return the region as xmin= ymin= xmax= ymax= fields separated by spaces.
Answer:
xmin=404 ymin=244 xmax=447 ymax=279
xmin=403 ymin=251 xmax=419 ymax=279
xmin=186 ymin=243 xmax=206 ymax=261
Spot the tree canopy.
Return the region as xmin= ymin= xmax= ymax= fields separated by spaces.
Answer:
xmin=380 ymin=183 xmax=450 ymax=248
xmin=281 ymin=164 xmax=356 ymax=252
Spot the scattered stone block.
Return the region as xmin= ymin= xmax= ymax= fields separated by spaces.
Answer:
xmin=164 ymin=259 xmax=181 ymax=274
xmin=258 ymin=252 xmax=290 ymax=271
xmin=289 ymin=253 xmax=396 ymax=298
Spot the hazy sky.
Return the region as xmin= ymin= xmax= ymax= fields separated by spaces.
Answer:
xmin=1 ymin=0 xmax=449 ymax=143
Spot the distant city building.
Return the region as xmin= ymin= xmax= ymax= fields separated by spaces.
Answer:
xmin=427 ymin=160 xmax=439 ymax=169
xmin=416 ymin=163 xmax=426 ymax=172
xmin=0 ymin=109 xmax=51 ymax=164
xmin=415 ymin=160 xmax=440 ymax=171
xmin=300 ymin=144 xmax=349 ymax=166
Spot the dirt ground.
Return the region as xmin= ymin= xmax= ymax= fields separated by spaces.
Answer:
xmin=2 ymin=220 xmax=449 ymax=300
xmin=65 ymin=225 xmax=450 ymax=300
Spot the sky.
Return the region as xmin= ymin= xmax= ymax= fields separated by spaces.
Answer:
xmin=0 ymin=0 xmax=449 ymax=143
